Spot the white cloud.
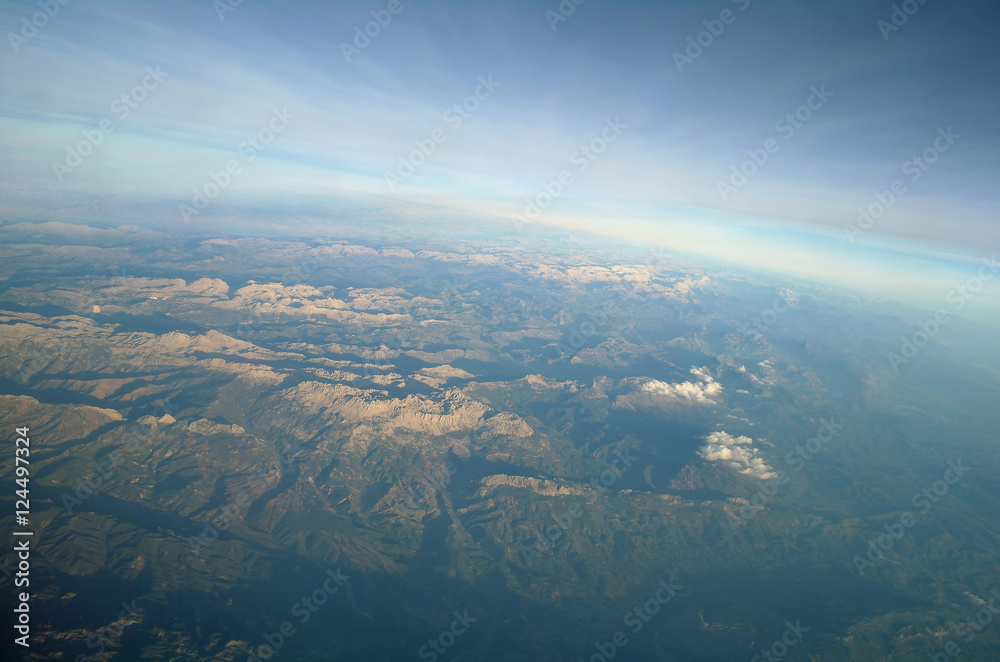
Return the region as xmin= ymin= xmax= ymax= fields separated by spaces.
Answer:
xmin=639 ymin=367 xmax=722 ymax=406
xmin=689 ymin=366 xmax=714 ymax=383
xmin=698 ymin=431 xmax=776 ymax=480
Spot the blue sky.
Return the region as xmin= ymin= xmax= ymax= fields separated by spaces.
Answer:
xmin=1 ymin=0 xmax=998 ymax=315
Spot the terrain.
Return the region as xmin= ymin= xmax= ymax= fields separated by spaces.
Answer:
xmin=1 ymin=218 xmax=998 ymax=661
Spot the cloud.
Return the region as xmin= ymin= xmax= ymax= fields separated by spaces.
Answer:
xmin=639 ymin=367 xmax=722 ymax=406
xmin=689 ymin=366 xmax=713 ymax=382
xmin=698 ymin=431 xmax=776 ymax=480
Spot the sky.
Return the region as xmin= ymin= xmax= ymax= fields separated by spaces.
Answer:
xmin=0 ymin=0 xmax=998 ymax=316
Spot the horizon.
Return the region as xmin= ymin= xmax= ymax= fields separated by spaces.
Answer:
xmin=1 ymin=0 xmax=998 ymax=321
